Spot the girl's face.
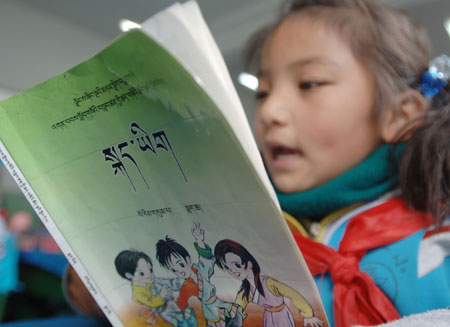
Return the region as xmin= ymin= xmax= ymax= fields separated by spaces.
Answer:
xmin=223 ymin=252 xmax=252 ymax=281
xmin=255 ymin=17 xmax=382 ymax=193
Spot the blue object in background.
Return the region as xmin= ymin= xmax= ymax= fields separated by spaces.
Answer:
xmin=0 ymin=220 xmax=19 ymax=294
xmin=20 ymin=249 xmax=67 ymax=277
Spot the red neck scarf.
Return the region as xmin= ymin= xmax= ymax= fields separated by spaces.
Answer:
xmin=292 ymin=197 xmax=430 ymax=327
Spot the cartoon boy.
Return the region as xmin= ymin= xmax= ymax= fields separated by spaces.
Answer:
xmin=114 ymin=249 xmax=183 ymax=326
xmin=156 ymin=223 xmax=243 ymax=327
xmin=155 ymin=235 xmax=197 ymax=313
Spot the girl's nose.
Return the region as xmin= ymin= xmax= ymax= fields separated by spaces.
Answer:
xmin=256 ymin=90 xmax=290 ymax=127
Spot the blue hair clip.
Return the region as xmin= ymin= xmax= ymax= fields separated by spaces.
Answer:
xmin=420 ymin=55 xmax=450 ymax=98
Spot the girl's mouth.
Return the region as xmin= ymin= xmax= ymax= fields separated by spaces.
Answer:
xmin=270 ymin=145 xmax=302 ymax=161
xmin=266 ymin=144 xmax=303 ymax=170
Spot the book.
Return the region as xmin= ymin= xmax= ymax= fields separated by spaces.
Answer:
xmin=0 ymin=1 xmax=328 ymax=327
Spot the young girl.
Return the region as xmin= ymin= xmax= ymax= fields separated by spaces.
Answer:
xmin=214 ymin=239 xmax=324 ymax=327
xmin=246 ymin=0 xmax=449 ymax=326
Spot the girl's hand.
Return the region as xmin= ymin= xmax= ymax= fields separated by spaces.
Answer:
xmin=303 ymin=316 xmax=325 ymax=327
xmin=191 ymin=222 xmax=204 ymax=242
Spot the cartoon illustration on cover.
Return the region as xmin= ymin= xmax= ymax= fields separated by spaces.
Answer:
xmin=214 ymin=240 xmax=324 ymax=327
xmin=114 ymin=249 xmax=184 ymax=326
xmin=115 ymin=223 xmax=325 ymax=327
xmin=156 ymin=223 xmax=242 ymax=327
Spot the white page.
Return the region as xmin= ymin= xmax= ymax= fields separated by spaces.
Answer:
xmin=141 ymin=1 xmax=279 ymax=208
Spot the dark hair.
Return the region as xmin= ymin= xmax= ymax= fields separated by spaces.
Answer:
xmin=214 ymin=239 xmax=264 ymax=300
xmin=114 ymin=249 xmax=152 ymax=280
xmin=245 ymin=0 xmax=449 ymax=226
xmin=156 ymin=236 xmax=191 ymax=269
xmin=398 ymin=88 xmax=450 ymax=224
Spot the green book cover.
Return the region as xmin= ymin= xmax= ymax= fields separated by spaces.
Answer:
xmin=0 ymin=3 xmax=327 ymax=327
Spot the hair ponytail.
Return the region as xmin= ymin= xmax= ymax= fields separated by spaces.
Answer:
xmin=399 ymin=85 xmax=450 ymax=227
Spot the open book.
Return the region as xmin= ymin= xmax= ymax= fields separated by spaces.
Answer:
xmin=0 ymin=1 xmax=328 ymax=326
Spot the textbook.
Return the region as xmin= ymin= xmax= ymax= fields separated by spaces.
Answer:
xmin=0 ymin=1 xmax=328 ymax=327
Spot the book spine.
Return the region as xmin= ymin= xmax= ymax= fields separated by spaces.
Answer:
xmin=0 ymin=140 xmax=123 ymax=327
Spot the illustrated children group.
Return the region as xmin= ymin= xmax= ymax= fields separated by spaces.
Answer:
xmin=114 ymin=223 xmax=324 ymax=327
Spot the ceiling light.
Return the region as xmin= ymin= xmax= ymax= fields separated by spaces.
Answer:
xmin=238 ymin=72 xmax=258 ymax=91
xmin=118 ymin=19 xmax=141 ymax=32
xmin=445 ymin=17 xmax=450 ymax=38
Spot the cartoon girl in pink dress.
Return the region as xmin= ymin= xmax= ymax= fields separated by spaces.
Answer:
xmin=214 ymin=239 xmax=324 ymax=327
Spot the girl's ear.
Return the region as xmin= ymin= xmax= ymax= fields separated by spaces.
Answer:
xmin=380 ymin=89 xmax=426 ymax=142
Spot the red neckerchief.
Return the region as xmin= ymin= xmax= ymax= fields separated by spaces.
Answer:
xmin=292 ymin=197 xmax=430 ymax=327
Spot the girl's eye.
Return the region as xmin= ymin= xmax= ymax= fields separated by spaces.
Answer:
xmin=171 ymin=269 xmax=176 ymax=273
xmin=255 ymin=91 xmax=268 ymax=100
xmin=180 ymin=263 xmax=185 ymax=268
xmin=234 ymin=263 xmax=242 ymax=269
xmin=299 ymin=81 xmax=322 ymax=90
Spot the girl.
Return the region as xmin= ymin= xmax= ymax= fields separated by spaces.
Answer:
xmin=246 ymin=0 xmax=449 ymax=327
xmin=214 ymin=239 xmax=324 ymax=327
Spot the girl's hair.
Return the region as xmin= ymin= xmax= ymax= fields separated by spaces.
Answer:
xmin=114 ymin=249 xmax=152 ymax=280
xmin=214 ymin=239 xmax=265 ymax=300
xmin=246 ymin=0 xmax=449 ymax=226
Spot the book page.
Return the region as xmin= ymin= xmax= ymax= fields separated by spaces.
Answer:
xmin=0 ymin=5 xmax=328 ymax=327
xmin=140 ymin=1 xmax=278 ymax=207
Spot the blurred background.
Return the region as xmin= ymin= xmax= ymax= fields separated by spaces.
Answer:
xmin=0 ymin=0 xmax=448 ymax=324
xmin=0 ymin=0 xmax=449 ymax=117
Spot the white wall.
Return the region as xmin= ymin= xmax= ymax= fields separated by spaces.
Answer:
xmin=0 ymin=87 xmax=16 ymax=101
xmin=0 ymin=0 xmax=109 ymax=91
